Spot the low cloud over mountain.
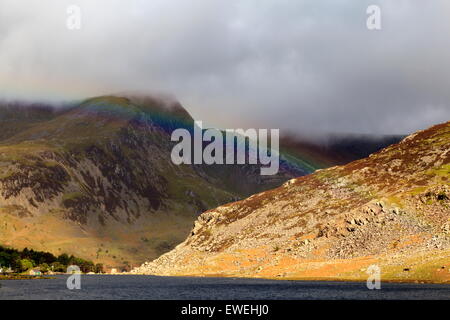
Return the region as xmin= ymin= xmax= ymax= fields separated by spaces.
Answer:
xmin=1 ymin=1 xmax=449 ymax=135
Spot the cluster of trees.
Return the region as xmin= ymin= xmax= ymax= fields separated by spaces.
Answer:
xmin=0 ymin=246 xmax=103 ymax=274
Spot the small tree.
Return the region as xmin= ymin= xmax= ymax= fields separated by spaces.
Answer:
xmin=39 ymin=263 xmax=50 ymax=273
xmin=19 ymin=259 xmax=34 ymax=272
xmin=94 ymin=263 xmax=104 ymax=274
xmin=57 ymin=253 xmax=70 ymax=265
xmin=51 ymin=262 xmax=65 ymax=272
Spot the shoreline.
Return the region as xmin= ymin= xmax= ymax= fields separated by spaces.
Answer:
xmin=2 ymin=272 xmax=448 ymax=285
xmin=115 ymin=272 xmax=450 ymax=285
xmin=0 ymin=275 xmax=53 ymax=280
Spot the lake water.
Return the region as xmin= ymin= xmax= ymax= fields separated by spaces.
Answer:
xmin=0 ymin=275 xmax=449 ymax=300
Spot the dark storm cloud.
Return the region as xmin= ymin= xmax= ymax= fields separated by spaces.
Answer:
xmin=0 ymin=0 xmax=449 ymax=135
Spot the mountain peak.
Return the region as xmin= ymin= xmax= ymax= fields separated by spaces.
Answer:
xmin=79 ymin=94 xmax=193 ymax=122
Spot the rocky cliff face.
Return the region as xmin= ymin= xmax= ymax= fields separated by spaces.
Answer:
xmin=134 ymin=121 xmax=450 ymax=283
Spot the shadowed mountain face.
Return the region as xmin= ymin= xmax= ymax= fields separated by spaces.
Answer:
xmin=0 ymin=95 xmax=401 ymax=269
xmin=279 ymin=134 xmax=403 ymax=174
xmin=134 ymin=122 xmax=450 ymax=283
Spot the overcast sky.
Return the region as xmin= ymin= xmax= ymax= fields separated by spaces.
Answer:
xmin=0 ymin=0 xmax=449 ymax=135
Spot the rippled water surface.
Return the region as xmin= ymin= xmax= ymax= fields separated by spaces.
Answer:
xmin=0 ymin=275 xmax=449 ymax=300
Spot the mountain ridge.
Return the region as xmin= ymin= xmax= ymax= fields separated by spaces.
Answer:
xmin=133 ymin=121 xmax=450 ymax=283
